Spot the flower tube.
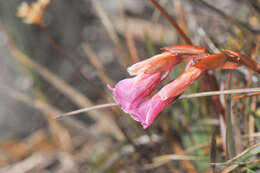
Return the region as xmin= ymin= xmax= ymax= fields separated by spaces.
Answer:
xmin=108 ymin=72 xmax=164 ymax=125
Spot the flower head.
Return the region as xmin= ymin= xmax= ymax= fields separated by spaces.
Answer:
xmin=109 ymin=45 xmax=214 ymax=128
xmin=109 ymin=45 xmax=248 ymax=129
xmin=17 ymin=0 xmax=50 ymax=25
xmin=109 ymin=65 xmax=204 ymax=129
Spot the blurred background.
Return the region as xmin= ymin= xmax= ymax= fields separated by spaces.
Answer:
xmin=0 ymin=0 xmax=259 ymax=172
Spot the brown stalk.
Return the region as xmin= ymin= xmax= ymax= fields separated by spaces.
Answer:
xmin=152 ymin=0 xmax=168 ymax=23
xmin=206 ymin=72 xmax=228 ymax=154
xmin=150 ymin=0 xmax=192 ymax=45
xmin=205 ymin=73 xmax=226 ymax=122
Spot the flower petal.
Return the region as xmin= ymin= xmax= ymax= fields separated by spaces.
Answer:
xmin=108 ymin=72 xmax=163 ymax=123
xmin=138 ymin=95 xmax=174 ymax=128
xmin=158 ymin=66 xmax=204 ymax=100
xmin=127 ymin=52 xmax=181 ymax=76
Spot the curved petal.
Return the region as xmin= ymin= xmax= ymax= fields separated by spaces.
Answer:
xmin=127 ymin=52 xmax=181 ymax=76
xmin=108 ymin=72 xmax=163 ymax=124
xmin=158 ymin=66 xmax=204 ymax=100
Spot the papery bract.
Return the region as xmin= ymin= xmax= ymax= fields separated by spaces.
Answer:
xmin=194 ymin=53 xmax=240 ymax=70
xmin=222 ymin=49 xmax=260 ymax=73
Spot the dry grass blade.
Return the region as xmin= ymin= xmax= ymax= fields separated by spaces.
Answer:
xmin=210 ymin=143 xmax=260 ymax=172
xmin=145 ymin=142 xmax=260 ymax=171
xmin=235 ymin=92 xmax=260 ymax=99
xmin=54 ymin=103 xmax=118 ymax=119
xmin=144 ymin=154 xmax=206 ymax=170
xmin=55 ymin=87 xmax=260 ymax=120
xmin=180 ymin=87 xmax=260 ymax=99
xmin=90 ymin=0 xmax=130 ymax=67
xmin=10 ymin=47 xmax=124 ymax=141
xmin=244 ymin=132 xmax=260 ymax=139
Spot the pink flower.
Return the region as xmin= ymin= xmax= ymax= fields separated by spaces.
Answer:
xmin=108 ymin=45 xmax=250 ymax=129
xmin=109 ymin=66 xmax=204 ymax=129
xmin=108 ymin=46 xmax=208 ymax=128
xmin=108 ymin=72 xmax=166 ymax=128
